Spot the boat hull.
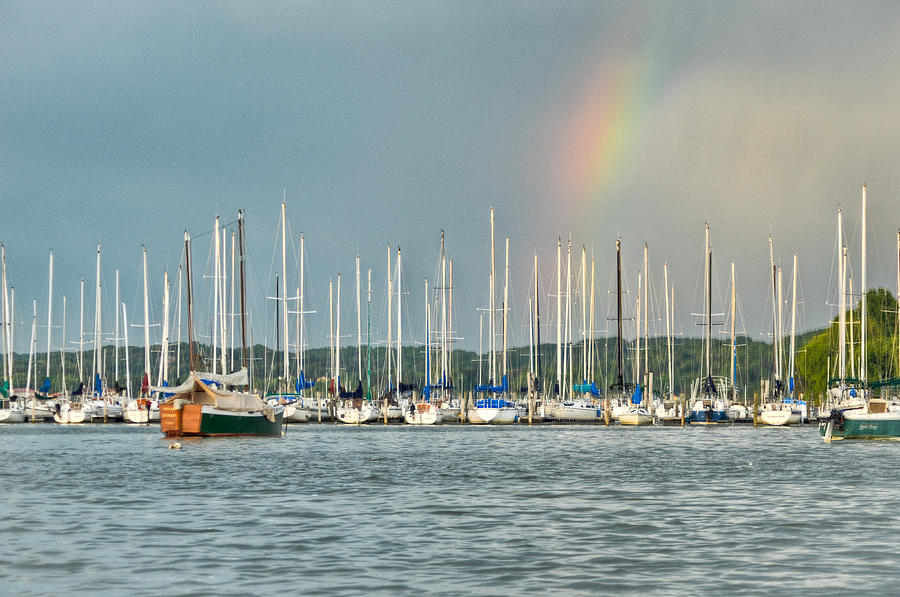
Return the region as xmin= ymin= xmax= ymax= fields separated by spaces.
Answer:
xmin=819 ymin=411 xmax=900 ymax=440
xmin=160 ymin=403 xmax=283 ymax=437
xmin=759 ymin=408 xmax=801 ymax=426
xmin=467 ymin=406 xmax=520 ymax=424
xmin=619 ymin=412 xmax=653 ymax=426
xmin=404 ymin=410 xmax=442 ymax=425
xmin=0 ymin=409 xmax=26 ymax=423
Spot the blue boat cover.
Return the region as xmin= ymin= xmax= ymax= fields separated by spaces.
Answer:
xmin=40 ymin=377 xmax=51 ymax=394
xmin=631 ymin=384 xmax=642 ymax=405
xmin=474 ymin=374 xmax=508 ymax=394
xmin=573 ymin=381 xmax=601 ymax=396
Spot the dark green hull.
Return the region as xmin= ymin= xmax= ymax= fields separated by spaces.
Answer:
xmin=819 ymin=415 xmax=900 ymax=440
xmin=197 ymin=409 xmax=283 ymax=437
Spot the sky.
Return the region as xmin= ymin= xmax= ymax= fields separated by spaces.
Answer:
xmin=2 ymin=1 xmax=900 ymax=360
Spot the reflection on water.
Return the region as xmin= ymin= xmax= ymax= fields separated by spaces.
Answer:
xmin=2 ymin=424 xmax=899 ymax=595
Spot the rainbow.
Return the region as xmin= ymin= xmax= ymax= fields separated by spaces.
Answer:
xmin=555 ymin=44 xmax=663 ymax=210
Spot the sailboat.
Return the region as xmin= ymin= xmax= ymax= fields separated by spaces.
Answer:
xmin=821 ymin=185 xmax=900 ymax=440
xmin=620 ymin=242 xmax=654 ymax=425
xmin=335 ymin=269 xmax=379 ymax=424
xmin=687 ymin=224 xmax=730 ymax=424
xmin=159 ymin=212 xmax=284 ymax=438
xmin=405 ymin=278 xmax=443 ymax=425
xmin=469 ymin=209 xmax=521 ymax=424
xmin=758 ymin=243 xmax=802 ymax=426
xmin=550 ymin=241 xmax=600 ymax=421
xmin=124 ymin=247 xmax=158 ymax=423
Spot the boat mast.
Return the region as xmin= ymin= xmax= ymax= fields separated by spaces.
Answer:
xmin=704 ymin=224 xmax=712 ymax=383
xmin=386 ymin=244 xmax=392 ymax=392
xmin=79 ymin=277 xmax=84 ymax=386
xmin=441 ymin=232 xmax=447 ymax=392
xmin=664 ymin=262 xmax=672 ymax=397
xmin=114 ymin=269 xmax=119 ymax=386
xmin=503 ymin=237 xmax=509 ymax=389
xmin=581 ymin=245 xmax=587 ymax=384
xmin=122 ymin=304 xmax=131 ymax=399
xmin=448 ymin=257 xmax=454 ymax=392
xmin=328 ymin=279 xmax=334 ymax=396
xmin=60 ymin=296 xmax=67 ymax=395
xmin=860 ymin=184 xmax=867 ymax=389
xmin=556 ymin=238 xmax=561 ymax=397
xmin=230 ymin=231 xmax=236 ymax=371
xmin=281 ymin=201 xmax=289 ymax=388
xmin=175 ymin=265 xmax=183 ymax=381
xmin=789 ymin=253 xmax=798 ymax=399
xmin=46 ymin=250 xmax=53 ymax=387
xmin=356 ymin=254 xmax=362 ymax=388
xmin=0 ymin=244 xmax=8 ymax=383
xmin=636 ymin=269 xmax=641 ymax=389
xmin=564 ymin=240 xmax=571 ymax=398
xmin=185 ymin=231 xmax=196 ymax=372
xmin=336 ymin=272 xmax=341 ymax=395
xmin=838 ymin=208 xmax=846 ymax=386
xmin=213 ymin=216 xmax=220 ymax=374
xmin=366 ymin=268 xmax=372 ymax=399
xmin=615 ymin=239 xmax=624 ymax=392
xmin=730 ymin=260 xmax=736 ymax=401
xmin=768 ymin=234 xmax=778 ymax=397
xmin=92 ymin=244 xmax=101 ymax=397
xmin=489 ymin=208 xmax=496 ymax=389
xmin=220 ymin=226 xmax=227 ymax=374
xmin=849 ymin=275 xmax=855 ymax=379
xmin=25 ymin=300 xmax=36 ymax=397
xmin=589 ymin=254 xmax=595 ymax=385
xmin=142 ymin=246 xmax=150 ymax=390
xmin=299 ymin=233 xmax=305 ymax=387
xmin=424 ymin=278 xmax=430 ymax=400
xmin=535 ymin=253 xmax=542 ymax=392
xmin=396 ymin=246 xmax=402 ymax=394
xmin=238 ymin=211 xmax=248 ymax=375
xmin=156 ymin=270 xmax=170 ymax=387
xmin=643 ymin=242 xmax=649 ymax=378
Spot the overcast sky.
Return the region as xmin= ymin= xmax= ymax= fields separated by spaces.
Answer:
xmin=2 ymin=1 xmax=900 ymax=361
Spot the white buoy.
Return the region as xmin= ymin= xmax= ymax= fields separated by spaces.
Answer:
xmin=169 ymin=442 xmax=182 ymax=450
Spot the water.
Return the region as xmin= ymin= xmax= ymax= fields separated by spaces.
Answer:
xmin=2 ymin=423 xmax=899 ymax=596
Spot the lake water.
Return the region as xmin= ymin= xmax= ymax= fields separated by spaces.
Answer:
xmin=1 ymin=423 xmax=899 ymax=596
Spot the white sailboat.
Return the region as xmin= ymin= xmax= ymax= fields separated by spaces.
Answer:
xmin=406 ymin=278 xmax=442 ymax=425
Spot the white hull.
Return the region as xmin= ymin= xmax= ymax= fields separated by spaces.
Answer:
xmin=758 ymin=408 xmax=801 ymax=426
xmin=404 ymin=409 xmax=442 ymax=425
xmin=619 ymin=409 xmax=654 ymax=426
xmin=54 ymin=408 xmax=89 ymax=424
xmin=336 ymin=404 xmax=379 ymax=424
xmin=283 ymin=405 xmax=311 ymax=422
xmin=380 ymin=404 xmax=403 ymax=421
xmin=0 ymin=409 xmax=26 ymax=423
xmin=439 ymin=407 xmax=460 ymax=422
xmin=549 ymin=401 xmax=598 ymax=421
xmin=467 ymin=406 xmax=520 ymax=424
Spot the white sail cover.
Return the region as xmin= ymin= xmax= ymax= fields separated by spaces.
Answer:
xmin=150 ymin=367 xmax=249 ymax=394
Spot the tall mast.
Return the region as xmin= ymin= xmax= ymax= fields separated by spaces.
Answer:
xmin=92 ymin=244 xmax=101 ymax=397
xmin=230 ymin=231 xmax=236 ymax=371
xmin=730 ymin=260 xmax=736 ymax=400
xmin=564 ymin=240 xmax=572 ymax=397
xmin=589 ymin=254 xmax=595 ymax=384
xmin=185 ymin=231 xmax=196 ymax=372
xmin=175 ymin=265 xmax=183 ymax=380
xmin=366 ymin=268 xmax=372 ymax=399
xmin=212 ymin=215 xmax=220 ymax=374
xmin=664 ymin=262 xmax=673 ymax=397
xmin=396 ymin=246 xmax=402 ymax=392
xmin=704 ymin=224 xmax=712 ymax=381
xmin=1 ymin=244 xmax=8 ymax=382
xmin=769 ymin=234 xmax=778 ymax=394
xmin=789 ymin=253 xmax=798 ymax=398
xmin=838 ymin=208 xmax=846 ymax=384
xmin=114 ymin=269 xmax=119 ymax=385
xmin=860 ymin=184 xmax=867 ymax=388
xmin=281 ymin=201 xmax=289 ymax=386
xmin=142 ymin=246 xmax=150 ymax=384
xmin=61 ymin=296 xmax=67 ymax=395
xmin=328 ymin=279 xmax=334 ymax=394
xmin=220 ymin=226 xmax=227 ymax=374
xmin=534 ymin=253 xmax=542 ymax=390
xmin=848 ymin=275 xmax=855 ymax=379
xmin=615 ymin=239 xmax=624 ymax=391
xmin=386 ymin=244 xmax=392 ymax=391
xmin=238 ymin=211 xmax=248 ymax=373
xmin=26 ymin=300 xmax=36 ymax=397
xmin=777 ymin=266 xmax=784 ymax=386
xmin=643 ymin=242 xmax=649 ymax=376
xmin=299 ymin=233 xmax=305 ymax=380
xmin=336 ymin=272 xmax=341 ymax=393
xmin=489 ymin=208 xmax=496 ymax=387
xmin=636 ymin=271 xmax=641 ymax=388
xmin=424 ymin=278 xmax=430 ymax=399
xmin=503 ymin=237 xmax=509 ymax=384
xmin=46 ymin=250 xmax=53 ymax=383
xmin=122 ymin=304 xmax=130 ymax=399
xmin=356 ymin=254 xmax=362 ymax=385
xmin=79 ymin=277 xmax=84 ymax=385
xmin=441 ymin=232 xmax=447 ymax=390
xmin=156 ymin=270 xmax=170 ymax=386
xmin=581 ymin=245 xmax=587 ymax=382
xmin=556 ymin=238 xmax=562 ymax=397
xmin=448 ymin=257 xmax=454 ymax=390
